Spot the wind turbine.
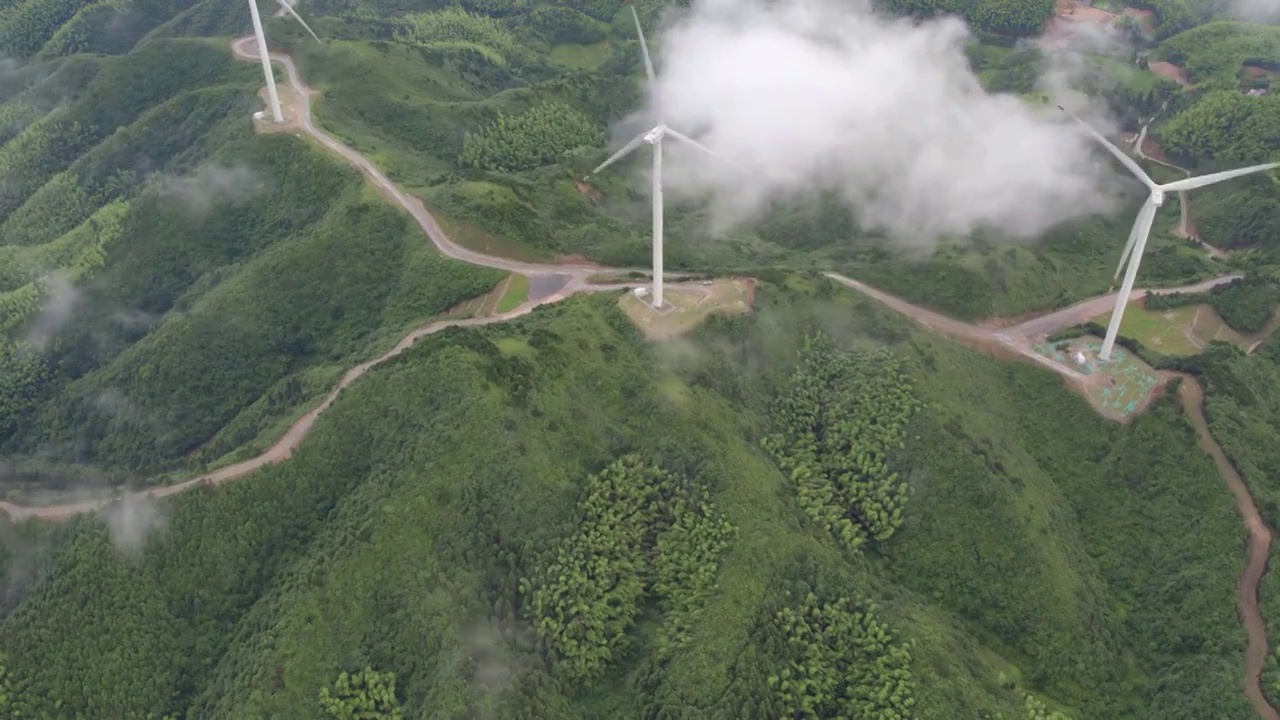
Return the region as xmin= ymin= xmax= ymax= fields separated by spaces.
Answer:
xmin=249 ymin=0 xmax=320 ymax=124
xmin=587 ymin=6 xmax=740 ymax=310
xmin=1060 ymin=106 xmax=1280 ymax=361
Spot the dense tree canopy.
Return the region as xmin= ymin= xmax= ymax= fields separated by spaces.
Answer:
xmin=763 ymin=334 xmax=921 ymax=554
xmin=880 ymin=0 xmax=1056 ymax=37
xmin=460 ymin=102 xmax=600 ymax=173
xmin=1160 ymin=21 xmax=1280 ymax=87
xmin=1161 ymin=90 xmax=1280 ymax=163
xmin=319 ymin=668 xmax=405 ymax=720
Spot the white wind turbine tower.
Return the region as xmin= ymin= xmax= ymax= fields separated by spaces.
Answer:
xmin=1061 ymin=107 xmax=1280 ymax=361
xmin=587 ymin=5 xmax=741 ymax=310
xmin=249 ymin=0 xmax=321 ymax=124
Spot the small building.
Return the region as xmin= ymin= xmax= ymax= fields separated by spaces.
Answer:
xmin=633 ymin=287 xmax=649 ymax=298
xmin=1074 ymin=351 xmax=1088 ymax=366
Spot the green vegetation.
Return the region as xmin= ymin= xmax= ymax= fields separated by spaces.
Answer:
xmin=1095 ymin=301 xmax=1203 ymax=356
xmin=881 ymin=0 xmax=1057 ymax=36
xmin=1153 ymin=20 xmax=1280 ymax=260
xmin=519 ymin=455 xmax=734 ymax=684
xmin=3 ymin=2 xmax=1280 ymax=720
xmin=0 ymin=278 xmax=1262 ymax=718
xmin=1159 ymin=20 xmax=1280 ymax=88
xmin=1168 ymin=337 xmax=1280 ymax=709
xmin=1147 ymin=276 xmax=1280 ymax=333
xmin=1162 ymin=89 xmax=1280 ymax=162
xmin=1194 ymin=174 xmax=1280 ymax=250
xmin=496 ymin=273 xmax=530 ymax=312
xmin=461 ymin=101 xmax=601 ymax=172
xmin=257 ymin=0 xmax=1222 ymax=316
xmin=319 ymin=667 xmax=405 ymax=720
xmin=769 ymin=592 xmax=915 ymax=718
xmin=0 ymin=35 xmax=502 ymax=479
xmin=763 ymin=335 xmax=920 ymax=553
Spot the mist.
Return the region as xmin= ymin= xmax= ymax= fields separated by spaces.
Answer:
xmin=156 ymin=162 xmax=264 ymax=217
xmin=1036 ymin=18 xmax=1132 ymax=114
xmin=626 ymin=0 xmax=1126 ymax=246
xmin=25 ymin=272 xmax=80 ymax=351
xmin=101 ymin=493 xmax=165 ymax=557
xmin=1231 ymin=0 xmax=1280 ymax=23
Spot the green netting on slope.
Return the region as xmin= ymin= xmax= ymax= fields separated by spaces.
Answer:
xmin=1033 ymin=338 xmax=1160 ymax=415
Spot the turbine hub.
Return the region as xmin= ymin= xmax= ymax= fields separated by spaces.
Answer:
xmin=1151 ymin=188 xmax=1165 ymax=206
xmin=644 ymin=126 xmax=665 ymax=144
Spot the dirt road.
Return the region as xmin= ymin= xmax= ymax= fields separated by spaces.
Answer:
xmin=831 ymin=270 xmax=1277 ymax=718
xmin=1132 ymin=119 xmax=1229 ymax=258
xmin=2 ymin=35 xmax=1276 ymax=720
xmin=824 ymin=271 xmax=1240 ymax=377
xmin=1172 ymin=373 xmax=1279 ymax=720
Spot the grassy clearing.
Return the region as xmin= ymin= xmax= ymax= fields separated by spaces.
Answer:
xmin=495 ymin=273 xmax=529 ymax=313
xmin=1096 ymin=55 xmax=1161 ymax=93
xmin=549 ymin=41 xmax=611 ymax=70
xmin=1187 ymin=304 xmax=1250 ymax=348
xmin=1094 ymin=302 xmax=1204 ymax=356
xmin=431 ymin=208 xmax=552 ymax=263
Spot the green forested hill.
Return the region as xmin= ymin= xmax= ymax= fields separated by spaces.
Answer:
xmin=0 ymin=282 xmax=1257 ymax=719
xmin=0 ymin=26 xmax=501 ymax=478
xmin=0 ymin=0 xmax=1279 ymax=719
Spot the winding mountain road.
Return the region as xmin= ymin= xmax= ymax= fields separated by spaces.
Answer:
xmin=0 ymin=34 xmax=1276 ymax=720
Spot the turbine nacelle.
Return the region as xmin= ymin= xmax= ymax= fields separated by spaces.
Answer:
xmin=1060 ymin=104 xmax=1280 ymax=361
xmin=644 ymin=125 xmax=666 ymax=145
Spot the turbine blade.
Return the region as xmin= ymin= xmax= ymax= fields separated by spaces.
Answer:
xmin=1058 ymin=106 xmax=1155 ymax=189
xmin=1113 ymin=209 xmax=1143 ymax=284
xmin=1100 ymin=197 xmax=1158 ymax=360
xmin=590 ymin=131 xmax=651 ymax=176
xmin=663 ymin=128 xmax=748 ymax=174
xmin=275 ymin=0 xmax=320 ymax=41
xmin=1160 ymin=162 xmax=1280 ymax=192
xmin=631 ymin=6 xmax=657 ymax=85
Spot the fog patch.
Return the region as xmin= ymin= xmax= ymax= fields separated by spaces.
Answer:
xmin=101 ymin=492 xmax=165 ymax=557
xmin=156 ymin=163 xmax=265 ymax=218
xmin=24 ymin=272 xmax=80 ymax=351
xmin=456 ymin=617 xmax=540 ymax=718
xmin=1035 ymin=18 xmax=1133 ymax=125
xmin=612 ymin=0 xmax=1125 ymax=250
xmin=1230 ymin=0 xmax=1280 ymax=23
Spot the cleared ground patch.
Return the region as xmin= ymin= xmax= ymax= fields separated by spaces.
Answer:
xmin=251 ymin=85 xmax=305 ymax=135
xmin=619 ymin=278 xmax=755 ymax=340
xmin=1093 ymin=302 xmax=1203 ymax=356
xmin=1149 ymin=61 xmax=1191 ymax=87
